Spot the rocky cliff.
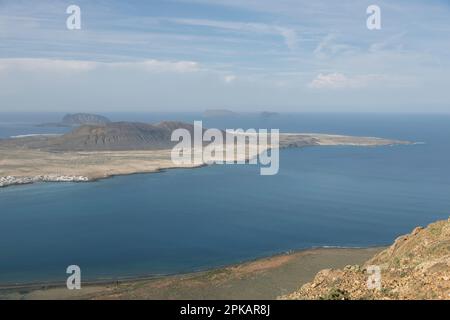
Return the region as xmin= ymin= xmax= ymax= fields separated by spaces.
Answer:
xmin=281 ymin=217 xmax=450 ymax=300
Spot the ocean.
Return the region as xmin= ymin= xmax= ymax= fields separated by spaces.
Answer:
xmin=0 ymin=112 xmax=449 ymax=284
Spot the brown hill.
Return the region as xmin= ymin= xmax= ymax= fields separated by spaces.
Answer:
xmin=48 ymin=121 xmax=198 ymax=151
xmin=0 ymin=121 xmax=201 ymax=151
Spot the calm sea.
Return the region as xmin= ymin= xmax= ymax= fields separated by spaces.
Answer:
xmin=0 ymin=112 xmax=449 ymax=284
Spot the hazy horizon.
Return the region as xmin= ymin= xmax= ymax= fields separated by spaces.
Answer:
xmin=2 ymin=109 xmax=450 ymax=115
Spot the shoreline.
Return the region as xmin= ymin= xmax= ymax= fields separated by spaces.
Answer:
xmin=0 ymin=134 xmax=413 ymax=189
xmin=0 ymin=246 xmax=385 ymax=300
xmin=0 ymin=245 xmax=383 ymax=289
xmin=0 ymin=163 xmax=208 ymax=189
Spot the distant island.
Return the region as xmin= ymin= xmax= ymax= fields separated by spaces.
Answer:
xmin=37 ymin=113 xmax=111 ymax=127
xmin=202 ymin=110 xmax=280 ymax=118
xmin=260 ymin=111 xmax=280 ymax=118
xmin=0 ymin=120 xmax=412 ymax=188
xmin=202 ymin=109 xmax=239 ymax=118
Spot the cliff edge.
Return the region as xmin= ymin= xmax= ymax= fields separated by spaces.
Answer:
xmin=280 ymin=217 xmax=450 ymax=300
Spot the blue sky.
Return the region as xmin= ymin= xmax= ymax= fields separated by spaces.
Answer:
xmin=0 ymin=0 xmax=449 ymax=112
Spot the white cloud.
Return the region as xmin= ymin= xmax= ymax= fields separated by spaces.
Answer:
xmin=309 ymin=73 xmax=351 ymax=89
xmin=170 ymin=18 xmax=298 ymax=50
xmin=111 ymin=60 xmax=200 ymax=73
xmin=313 ymin=34 xmax=357 ymax=59
xmin=0 ymin=58 xmax=200 ymax=74
xmin=308 ymin=73 xmax=379 ymax=89
xmin=0 ymin=58 xmax=98 ymax=73
xmin=369 ymin=32 xmax=407 ymax=53
xmin=275 ymin=27 xmax=298 ymax=50
xmin=224 ymin=75 xmax=237 ymax=83
xmin=308 ymin=72 xmax=417 ymax=89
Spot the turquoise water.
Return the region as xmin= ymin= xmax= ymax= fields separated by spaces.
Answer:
xmin=0 ymin=113 xmax=450 ymax=284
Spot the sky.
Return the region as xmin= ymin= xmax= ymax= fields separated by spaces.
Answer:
xmin=0 ymin=0 xmax=449 ymax=113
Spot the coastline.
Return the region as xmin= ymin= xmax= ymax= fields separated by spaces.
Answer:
xmin=0 ymin=175 xmax=90 ymax=188
xmin=0 ymin=133 xmax=412 ymax=189
xmin=0 ymin=246 xmax=384 ymax=300
xmin=0 ymin=162 xmax=208 ymax=189
xmin=0 ymin=130 xmax=417 ymax=299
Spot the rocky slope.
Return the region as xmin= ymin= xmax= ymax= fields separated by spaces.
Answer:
xmin=280 ymin=217 xmax=450 ymax=300
xmin=1 ymin=121 xmax=200 ymax=151
xmin=46 ymin=121 xmax=197 ymax=151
